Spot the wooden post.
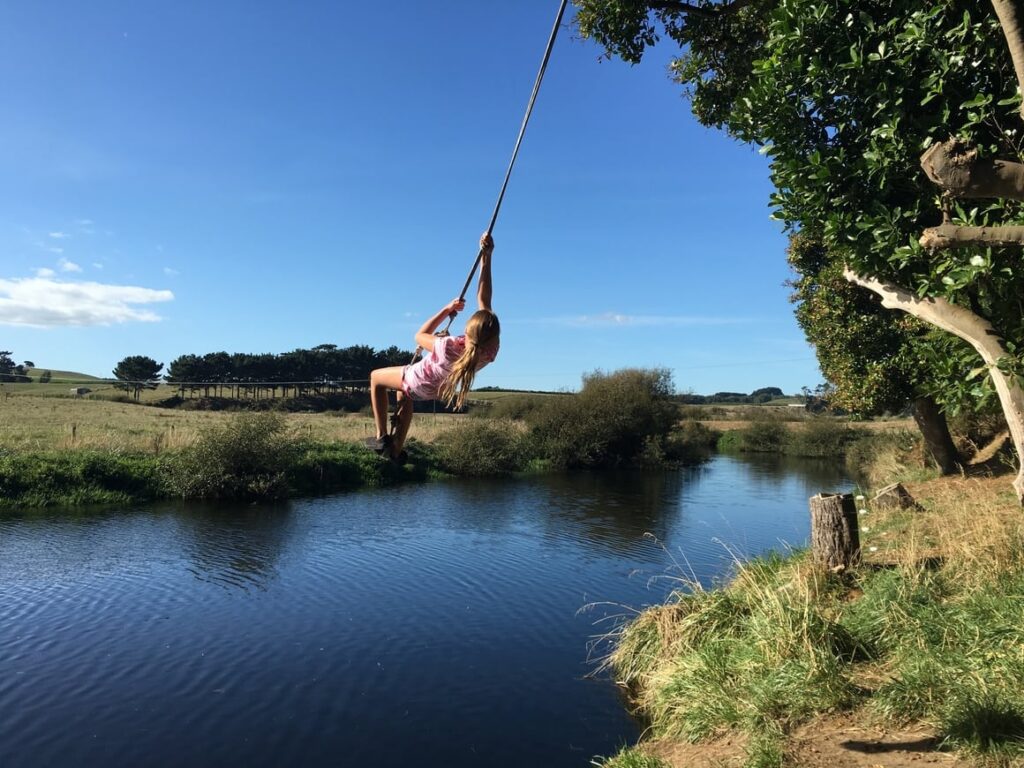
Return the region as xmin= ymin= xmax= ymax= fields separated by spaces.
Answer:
xmin=809 ymin=492 xmax=860 ymax=571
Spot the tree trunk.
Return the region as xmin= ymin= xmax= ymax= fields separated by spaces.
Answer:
xmin=993 ymin=0 xmax=1024 ymax=121
xmin=845 ymin=268 xmax=1024 ymax=503
xmin=920 ymin=138 xmax=1024 ymax=200
xmin=911 ymin=395 xmax=962 ymax=475
xmin=810 ymin=493 xmax=860 ymax=571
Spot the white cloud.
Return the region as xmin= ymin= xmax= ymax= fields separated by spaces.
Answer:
xmin=163 ymin=266 xmax=179 ymax=276
xmin=49 ymin=246 xmax=64 ymax=255
xmin=58 ymin=257 xmax=82 ymax=273
xmin=92 ymin=262 xmax=103 ymax=270
xmin=49 ymin=231 xmax=69 ymax=239
xmin=537 ymin=312 xmax=751 ymax=328
xmin=0 ymin=277 xmax=173 ymax=327
xmin=34 ymin=268 xmax=56 ymax=278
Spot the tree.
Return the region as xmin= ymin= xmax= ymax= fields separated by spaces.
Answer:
xmin=113 ymin=356 xmax=163 ymax=400
xmin=39 ymin=370 xmax=52 ymax=384
xmin=788 ymin=233 xmax=963 ymax=473
xmin=0 ymin=351 xmax=30 ymax=382
xmin=576 ymin=1 xmax=1024 ymax=499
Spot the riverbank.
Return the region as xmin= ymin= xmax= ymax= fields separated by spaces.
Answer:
xmin=598 ymin=473 xmax=1024 ymax=768
xmin=0 ymin=371 xmax=720 ymax=509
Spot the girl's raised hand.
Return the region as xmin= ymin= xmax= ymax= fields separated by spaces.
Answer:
xmin=480 ymin=233 xmax=494 ymax=254
xmin=446 ymin=298 xmax=466 ymax=315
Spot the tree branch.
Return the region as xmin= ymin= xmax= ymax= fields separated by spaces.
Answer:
xmin=843 ymin=267 xmax=1024 ymax=502
xmin=992 ymin=0 xmax=1024 ymax=121
xmin=919 ymin=222 xmax=1024 ymax=249
xmin=921 ymin=138 xmax=1024 ymax=200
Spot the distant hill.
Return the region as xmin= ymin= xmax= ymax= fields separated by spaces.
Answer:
xmin=24 ymin=368 xmax=102 ymax=384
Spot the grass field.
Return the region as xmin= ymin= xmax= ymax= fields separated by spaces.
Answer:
xmin=0 ymin=394 xmax=466 ymax=453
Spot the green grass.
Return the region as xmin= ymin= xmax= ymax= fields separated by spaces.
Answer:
xmin=602 ymin=477 xmax=1024 ymax=766
xmin=714 ymin=418 xmax=867 ymax=458
xmin=24 ymin=367 xmax=101 ymax=382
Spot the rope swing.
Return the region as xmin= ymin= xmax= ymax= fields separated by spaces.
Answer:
xmin=388 ymin=0 xmax=568 ymax=435
xmin=439 ymin=0 xmax=569 ymax=336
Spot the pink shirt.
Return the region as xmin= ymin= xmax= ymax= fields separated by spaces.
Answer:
xmin=401 ymin=335 xmax=498 ymax=401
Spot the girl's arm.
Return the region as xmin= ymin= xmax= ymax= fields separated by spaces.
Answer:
xmin=477 ymin=233 xmax=493 ymax=312
xmin=415 ymin=298 xmax=464 ymax=350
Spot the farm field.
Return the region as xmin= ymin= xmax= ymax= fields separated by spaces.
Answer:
xmin=0 ymin=393 xmax=465 ymax=453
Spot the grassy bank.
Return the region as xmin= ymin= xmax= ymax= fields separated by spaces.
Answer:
xmin=715 ymin=417 xmax=871 ymax=458
xmin=0 ymin=370 xmax=718 ymax=509
xmin=597 ymin=475 xmax=1024 ymax=768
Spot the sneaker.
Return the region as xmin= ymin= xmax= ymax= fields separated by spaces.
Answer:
xmin=364 ymin=435 xmax=392 ymax=454
xmin=389 ymin=450 xmax=408 ymax=464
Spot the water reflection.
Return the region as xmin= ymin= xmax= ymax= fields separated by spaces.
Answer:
xmin=0 ymin=455 xmax=851 ymax=768
xmin=171 ymin=501 xmax=296 ymax=592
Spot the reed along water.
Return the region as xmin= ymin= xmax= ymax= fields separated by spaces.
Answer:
xmin=0 ymin=454 xmax=849 ymax=767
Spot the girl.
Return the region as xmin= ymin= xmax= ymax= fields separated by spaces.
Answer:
xmin=366 ymin=233 xmax=500 ymax=460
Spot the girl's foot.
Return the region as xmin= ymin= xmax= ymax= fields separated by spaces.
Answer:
xmin=364 ymin=435 xmax=392 ymax=454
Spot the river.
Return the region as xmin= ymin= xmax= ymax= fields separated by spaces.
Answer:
xmin=0 ymin=454 xmax=850 ymax=767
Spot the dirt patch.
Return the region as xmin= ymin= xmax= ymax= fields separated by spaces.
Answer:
xmin=642 ymin=715 xmax=971 ymax=767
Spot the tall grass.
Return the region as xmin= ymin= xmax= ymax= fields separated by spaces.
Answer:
xmin=716 ymin=418 xmax=864 ymax=458
xmin=433 ymin=419 xmax=532 ymax=475
xmin=603 ymin=477 xmax=1024 ymax=766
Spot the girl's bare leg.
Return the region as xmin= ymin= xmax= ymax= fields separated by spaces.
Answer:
xmin=369 ymin=366 xmax=405 ymax=438
xmin=392 ymin=392 xmax=414 ymax=455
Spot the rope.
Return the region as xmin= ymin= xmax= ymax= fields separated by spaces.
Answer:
xmin=442 ymin=0 xmax=569 ymax=330
xmin=391 ymin=0 xmax=568 ymax=434
xmin=440 ymin=0 xmax=569 ymax=327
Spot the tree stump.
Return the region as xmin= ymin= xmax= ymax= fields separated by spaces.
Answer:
xmin=871 ymin=482 xmax=920 ymax=511
xmin=810 ymin=493 xmax=860 ymax=572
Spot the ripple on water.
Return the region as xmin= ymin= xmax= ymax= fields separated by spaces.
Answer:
xmin=0 ymin=458 xmax=850 ymax=768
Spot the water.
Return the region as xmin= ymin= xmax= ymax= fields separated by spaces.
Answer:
xmin=0 ymin=454 xmax=850 ymax=768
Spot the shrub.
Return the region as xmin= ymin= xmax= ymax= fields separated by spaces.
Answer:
xmin=433 ymin=419 xmax=530 ymax=476
xmin=786 ymin=419 xmax=863 ymax=457
xmin=166 ymin=412 xmax=299 ymax=499
xmin=665 ymin=421 xmax=719 ymax=464
xmin=474 ymin=394 xmax=552 ymax=421
xmin=528 ymin=368 xmax=679 ymax=468
xmin=740 ymin=420 xmax=788 ymax=453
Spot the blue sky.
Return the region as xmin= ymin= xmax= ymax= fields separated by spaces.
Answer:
xmin=0 ymin=1 xmax=822 ymax=394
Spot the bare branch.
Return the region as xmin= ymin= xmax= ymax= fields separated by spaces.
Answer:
xmin=919 ymin=222 xmax=1024 ymax=249
xmin=992 ymin=0 xmax=1024 ymax=121
xmin=843 ymin=267 xmax=1024 ymax=502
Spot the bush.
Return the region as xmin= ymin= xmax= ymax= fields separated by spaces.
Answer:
xmin=527 ymin=368 xmax=680 ymax=468
xmin=664 ymin=421 xmax=719 ymax=464
xmin=473 ymin=394 xmax=552 ymax=421
xmin=740 ymin=420 xmax=788 ymax=452
xmin=166 ymin=412 xmax=299 ymax=500
xmin=433 ymin=419 xmax=530 ymax=476
xmin=786 ymin=419 xmax=863 ymax=457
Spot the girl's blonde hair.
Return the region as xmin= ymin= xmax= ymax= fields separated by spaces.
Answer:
xmin=438 ymin=309 xmax=500 ymax=410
